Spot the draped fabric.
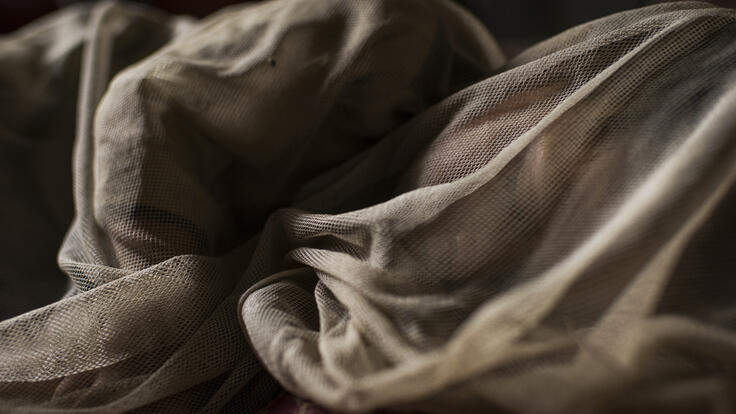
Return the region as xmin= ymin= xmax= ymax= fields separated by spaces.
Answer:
xmin=1 ymin=1 xmax=735 ymax=412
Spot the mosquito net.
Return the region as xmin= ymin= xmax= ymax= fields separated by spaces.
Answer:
xmin=0 ymin=1 xmax=735 ymax=412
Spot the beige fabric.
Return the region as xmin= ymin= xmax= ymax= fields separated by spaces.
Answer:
xmin=1 ymin=0 xmax=736 ymax=412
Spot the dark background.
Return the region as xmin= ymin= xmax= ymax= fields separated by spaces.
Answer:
xmin=3 ymin=0 xmax=736 ymax=50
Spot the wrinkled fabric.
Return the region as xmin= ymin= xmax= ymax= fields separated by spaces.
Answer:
xmin=1 ymin=0 xmax=736 ymax=413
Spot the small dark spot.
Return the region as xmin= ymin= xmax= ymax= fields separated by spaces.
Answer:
xmin=268 ymin=57 xmax=276 ymax=67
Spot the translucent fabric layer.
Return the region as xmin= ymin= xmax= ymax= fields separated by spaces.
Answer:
xmin=1 ymin=1 xmax=735 ymax=413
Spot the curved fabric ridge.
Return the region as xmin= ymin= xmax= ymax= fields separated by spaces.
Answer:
xmin=0 ymin=0 xmax=735 ymax=413
xmin=239 ymin=3 xmax=736 ymax=413
xmin=0 ymin=0 xmax=500 ymax=412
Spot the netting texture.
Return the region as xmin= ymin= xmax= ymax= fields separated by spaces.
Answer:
xmin=1 ymin=1 xmax=735 ymax=413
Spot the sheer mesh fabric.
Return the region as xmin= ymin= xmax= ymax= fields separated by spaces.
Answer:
xmin=1 ymin=1 xmax=735 ymax=413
